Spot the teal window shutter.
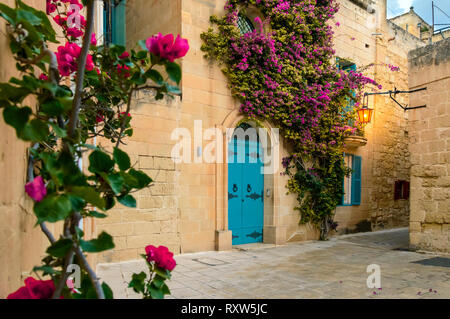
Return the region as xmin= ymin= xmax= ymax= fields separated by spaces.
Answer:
xmin=112 ymin=0 xmax=126 ymax=46
xmin=351 ymin=155 xmax=362 ymax=205
xmin=343 ymin=63 xmax=356 ymax=125
xmin=338 ymin=153 xmax=345 ymax=206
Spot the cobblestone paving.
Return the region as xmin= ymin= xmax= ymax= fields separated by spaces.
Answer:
xmin=97 ymin=228 xmax=450 ymax=299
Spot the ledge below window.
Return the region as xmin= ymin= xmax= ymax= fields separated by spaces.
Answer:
xmin=344 ymin=135 xmax=368 ymax=148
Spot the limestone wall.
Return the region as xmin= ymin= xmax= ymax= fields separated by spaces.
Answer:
xmin=408 ymin=38 xmax=450 ymax=253
xmin=125 ymin=0 xmax=181 ymax=49
xmin=0 ymin=0 xmax=65 ymax=299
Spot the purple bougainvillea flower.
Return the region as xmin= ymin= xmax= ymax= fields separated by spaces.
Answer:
xmin=25 ymin=176 xmax=47 ymax=202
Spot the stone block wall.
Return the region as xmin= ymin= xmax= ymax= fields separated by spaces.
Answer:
xmin=333 ymin=0 xmax=424 ymax=233
xmin=0 ymin=0 xmax=67 ymax=298
xmin=408 ymin=38 xmax=450 ymax=253
xmin=95 ymin=93 xmax=183 ymax=263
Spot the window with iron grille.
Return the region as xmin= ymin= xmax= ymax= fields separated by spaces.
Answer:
xmin=237 ymin=14 xmax=255 ymax=35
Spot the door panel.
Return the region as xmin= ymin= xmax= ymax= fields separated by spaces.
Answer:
xmin=228 ymin=139 xmax=243 ymax=242
xmin=228 ymin=138 xmax=264 ymax=245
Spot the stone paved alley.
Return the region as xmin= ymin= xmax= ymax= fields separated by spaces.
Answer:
xmin=97 ymin=228 xmax=450 ymax=299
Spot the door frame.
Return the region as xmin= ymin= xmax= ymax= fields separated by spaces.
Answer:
xmin=214 ymin=110 xmax=286 ymax=250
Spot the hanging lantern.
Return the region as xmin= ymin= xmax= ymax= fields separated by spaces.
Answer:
xmin=357 ymin=93 xmax=374 ymax=124
xmin=357 ymin=107 xmax=373 ymax=124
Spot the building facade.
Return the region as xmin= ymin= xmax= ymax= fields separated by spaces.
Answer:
xmin=92 ymin=0 xmax=425 ymax=265
xmin=389 ymin=6 xmax=450 ymax=44
xmin=1 ymin=0 xmax=446 ymax=298
xmin=408 ymin=38 xmax=450 ymax=253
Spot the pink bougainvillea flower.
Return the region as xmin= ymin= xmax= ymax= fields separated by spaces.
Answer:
xmin=85 ymin=54 xmax=94 ymax=71
xmin=145 ymin=245 xmax=176 ymax=271
xmin=146 ymin=33 xmax=189 ymax=62
xmin=169 ymin=35 xmax=190 ymax=62
xmin=91 ymin=33 xmax=97 ymax=46
xmin=96 ymin=111 xmax=105 ymax=123
xmin=39 ymin=74 xmax=49 ymax=81
xmin=53 ymin=15 xmax=67 ymax=27
xmin=119 ymin=51 xmax=130 ymax=59
xmin=25 ymin=176 xmax=47 ymax=202
xmin=46 ymin=0 xmax=57 ymax=14
xmin=116 ymin=64 xmax=131 ymax=78
xmin=56 ymin=42 xmax=94 ymax=76
xmin=119 ymin=112 xmax=131 ymax=118
xmin=66 ymin=27 xmax=84 ymax=38
xmin=7 ymin=277 xmax=55 ymax=299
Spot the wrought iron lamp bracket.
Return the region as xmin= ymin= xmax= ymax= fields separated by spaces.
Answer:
xmin=363 ymin=87 xmax=427 ymax=112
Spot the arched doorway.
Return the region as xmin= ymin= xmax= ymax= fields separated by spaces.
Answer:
xmin=228 ymin=123 xmax=264 ymax=245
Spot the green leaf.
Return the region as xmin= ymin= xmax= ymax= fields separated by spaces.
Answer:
xmin=100 ymin=172 xmax=124 ymax=195
xmin=34 ymin=194 xmax=72 ymax=224
xmin=161 ymin=283 xmax=171 ymax=295
xmin=0 ymin=83 xmax=31 ymax=104
xmin=33 ymin=266 xmax=58 ymax=276
xmin=69 ymin=186 xmax=106 ymax=210
xmin=3 ymin=106 xmax=31 ymax=132
xmin=68 ymin=194 xmax=86 ymax=211
xmin=104 ymin=195 xmax=116 ymax=210
xmin=80 ymin=232 xmax=115 ymax=253
xmin=152 ymin=275 xmax=166 ymax=289
xmin=128 ymin=271 xmax=147 ymax=294
xmin=102 ymin=282 xmax=114 ymax=299
xmin=47 ymin=238 xmax=73 ymax=258
xmin=20 ymin=119 xmax=49 ymax=142
xmin=165 ymin=62 xmax=182 ymax=85
xmin=113 ymin=147 xmax=131 ymax=171
xmin=129 ymin=169 xmax=153 ymax=189
xmin=49 ymin=122 xmax=67 ymax=138
xmin=40 ymin=99 xmax=69 ymax=116
xmin=17 ymin=9 xmax=41 ymax=25
xmin=86 ymin=211 xmax=107 ymax=219
xmin=148 ymin=285 xmax=164 ymax=299
xmin=16 ymin=0 xmax=56 ymax=42
xmin=145 ymin=69 xmax=163 ymax=85
xmin=131 ymin=72 xmax=146 ymax=85
xmin=0 ymin=3 xmax=17 ymax=26
xmin=154 ymin=265 xmax=171 ymax=280
xmin=88 ymin=150 xmax=114 ymax=174
xmin=120 ymin=171 xmax=140 ymax=188
xmin=118 ymin=194 xmax=136 ymax=208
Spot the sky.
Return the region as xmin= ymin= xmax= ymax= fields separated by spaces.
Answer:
xmin=387 ymin=0 xmax=450 ymax=27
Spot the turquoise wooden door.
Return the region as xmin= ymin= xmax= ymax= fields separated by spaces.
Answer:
xmin=228 ymin=137 xmax=264 ymax=245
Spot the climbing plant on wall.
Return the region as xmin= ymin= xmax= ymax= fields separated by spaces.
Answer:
xmin=201 ymin=0 xmax=380 ymax=239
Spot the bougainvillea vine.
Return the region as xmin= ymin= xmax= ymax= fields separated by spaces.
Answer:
xmin=201 ymin=0 xmax=380 ymax=239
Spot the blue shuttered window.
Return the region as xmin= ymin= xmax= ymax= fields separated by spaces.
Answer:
xmin=339 ymin=154 xmax=362 ymax=206
xmin=104 ymin=0 xmax=126 ymax=46
xmin=337 ymin=58 xmax=357 ymax=125
xmin=112 ymin=0 xmax=126 ymax=46
xmin=351 ymin=155 xmax=362 ymax=205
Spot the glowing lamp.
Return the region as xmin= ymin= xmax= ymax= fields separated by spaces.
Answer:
xmin=357 ymin=107 xmax=373 ymax=124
